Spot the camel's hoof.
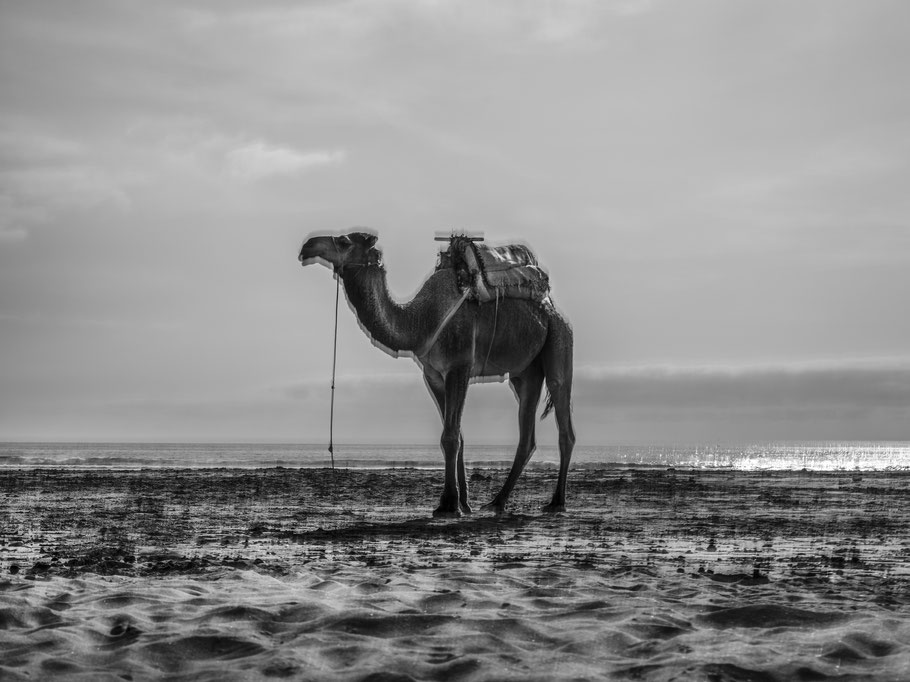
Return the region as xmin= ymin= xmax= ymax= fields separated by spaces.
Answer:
xmin=433 ymin=507 xmax=462 ymax=519
xmin=481 ymin=500 xmax=506 ymax=516
xmin=542 ymin=503 xmax=566 ymax=514
xmin=459 ymin=502 xmax=473 ymax=515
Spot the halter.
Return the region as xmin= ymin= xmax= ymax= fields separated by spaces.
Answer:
xmin=331 ymin=236 xmax=382 ymax=275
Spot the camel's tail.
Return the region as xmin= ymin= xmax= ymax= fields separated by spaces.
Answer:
xmin=540 ymin=389 xmax=555 ymax=421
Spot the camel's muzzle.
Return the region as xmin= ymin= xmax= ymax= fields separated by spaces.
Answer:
xmin=299 ymin=245 xmax=333 ymax=270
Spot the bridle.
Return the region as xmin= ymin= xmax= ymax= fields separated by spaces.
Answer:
xmin=331 ymin=236 xmax=382 ymax=275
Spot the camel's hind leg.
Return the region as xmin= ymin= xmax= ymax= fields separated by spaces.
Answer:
xmin=484 ymin=361 xmax=544 ymax=515
xmin=541 ymin=316 xmax=576 ymax=513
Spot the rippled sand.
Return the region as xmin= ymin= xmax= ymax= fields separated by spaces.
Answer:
xmin=2 ymin=466 xmax=909 ymax=680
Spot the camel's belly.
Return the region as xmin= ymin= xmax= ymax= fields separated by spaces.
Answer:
xmin=470 ymin=316 xmax=548 ymax=378
xmin=422 ymin=297 xmax=550 ymax=378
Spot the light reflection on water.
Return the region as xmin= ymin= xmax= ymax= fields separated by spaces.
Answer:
xmin=0 ymin=441 xmax=908 ymax=470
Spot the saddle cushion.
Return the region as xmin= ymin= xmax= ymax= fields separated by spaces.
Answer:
xmin=439 ymin=237 xmax=550 ymax=303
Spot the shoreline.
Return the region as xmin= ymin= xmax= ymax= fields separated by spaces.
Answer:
xmin=4 ymin=461 xmax=910 ymax=471
xmin=4 ymin=440 xmax=910 ymax=472
xmin=3 ymin=466 xmax=908 ymax=581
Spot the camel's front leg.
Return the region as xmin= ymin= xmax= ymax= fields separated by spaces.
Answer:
xmin=456 ymin=435 xmax=471 ymax=514
xmin=425 ymin=369 xmax=471 ymax=515
xmin=435 ymin=367 xmax=470 ymax=518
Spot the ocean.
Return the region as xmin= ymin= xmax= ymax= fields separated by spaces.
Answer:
xmin=1 ymin=441 xmax=908 ymax=470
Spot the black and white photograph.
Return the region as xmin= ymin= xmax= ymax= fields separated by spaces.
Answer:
xmin=1 ymin=1 xmax=909 ymax=680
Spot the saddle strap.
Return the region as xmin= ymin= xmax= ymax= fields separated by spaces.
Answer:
xmin=416 ymin=288 xmax=471 ymax=359
xmin=480 ymin=288 xmax=500 ymax=376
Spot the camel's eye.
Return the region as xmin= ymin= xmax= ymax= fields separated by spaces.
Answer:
xmin=336 ymin=235 xmax=353 ymax=248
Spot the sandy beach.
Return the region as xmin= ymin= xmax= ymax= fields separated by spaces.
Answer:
xmin=2 ymin=465 xmax=909 ymax=680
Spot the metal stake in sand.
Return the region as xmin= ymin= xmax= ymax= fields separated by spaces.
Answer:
xmin=328 ymin=273 xmax=340 ymax=469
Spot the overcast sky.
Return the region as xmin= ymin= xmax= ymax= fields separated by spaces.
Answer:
xmin=1 ymin=0 xmax=909 ymax=445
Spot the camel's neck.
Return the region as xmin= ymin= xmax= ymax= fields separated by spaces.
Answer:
xmin=340 ymin=265 xmax=424 ymax=355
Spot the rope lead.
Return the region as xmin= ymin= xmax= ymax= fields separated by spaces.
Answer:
xmin=328 ymin=273 xmax=339 ymax=469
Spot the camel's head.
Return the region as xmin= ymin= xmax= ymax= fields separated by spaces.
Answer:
xmin=298 ymin=231 xmax=381 ymax=273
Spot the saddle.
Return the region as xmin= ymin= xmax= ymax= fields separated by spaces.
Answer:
xmin=437 ymin=236 xmax=550 ymax=303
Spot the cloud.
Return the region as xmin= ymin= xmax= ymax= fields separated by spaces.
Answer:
xmin=270 ymin=359 xmax=910 ymax=443
xmin=575 ymin=360 xmax=910 ymax=410
xmin=5 ymin=358 xmax=908 ymax=442
xmin=5 ymin=166 xmax=131 ymax=211
xmin=445 ymin=0 xmax=654 ymax=42
xmin=0 ymin=128 xmax=131 ymax=240
xmin=225 ymin=142 xmax=345 ymax=181
xmin=286 ymin=360 xmax=910 ymax=416
xmin=0 ymin=164 xmax=130 ymax=239
xmin=569 ymin=360 xmax=910 ymax=441
xmin=703 ymin=136 xmax=910 ymax=212
xmin=182 ymin=0 xmax=654 ymax=50
xmin=0 ymin=226 xmax=28 ymax=243
xmin=0 ymin=195 xmax=32 ymax=241
xmin=522 ymin=0 xmax=654 ymax=42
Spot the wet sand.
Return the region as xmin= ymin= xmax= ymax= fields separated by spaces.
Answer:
xmin=2 ymin=466 xmax=909 ymax=680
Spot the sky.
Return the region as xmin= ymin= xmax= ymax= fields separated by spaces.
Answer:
xmin=1 ymin=0 xmax=909 ymax=445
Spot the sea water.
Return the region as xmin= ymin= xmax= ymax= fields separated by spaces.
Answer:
xmin=0 ymin=441 xmax=908 ymax=470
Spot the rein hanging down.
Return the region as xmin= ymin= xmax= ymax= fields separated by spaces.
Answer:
xmin=328 ymin=273 xmax=339 ymax=469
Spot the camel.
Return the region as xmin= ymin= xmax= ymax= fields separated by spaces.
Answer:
xmin=298 ymin=231 xmax=575 ymax=517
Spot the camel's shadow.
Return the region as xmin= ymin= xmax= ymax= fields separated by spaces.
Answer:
xmin=280 ymin=511 xmax=562 ymax=545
